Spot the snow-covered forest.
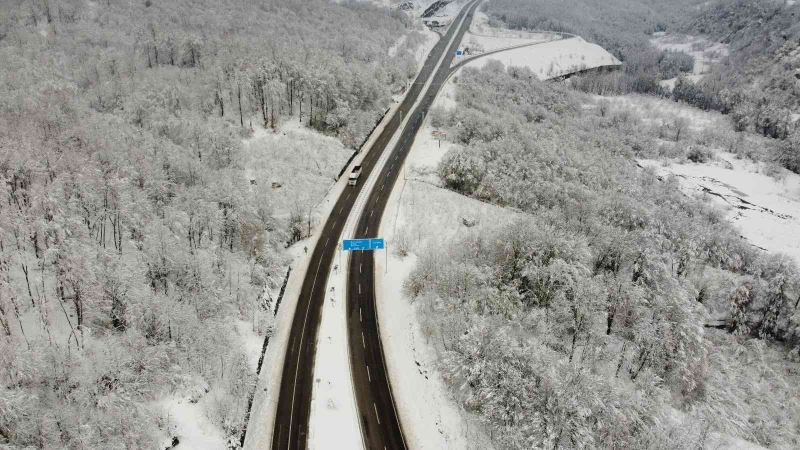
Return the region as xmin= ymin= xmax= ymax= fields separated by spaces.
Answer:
xmin=412 ymin=60 xmax=800 ymax=449
xmin=399 ymin=1 xmax=800 ymax=448
xmin=0 ymin=0 xmax=429 ymax=447
xmin=483 ymin=0 xmax=800 ymax=175
xmin=3 ymin=0 xmax=800 ymax=448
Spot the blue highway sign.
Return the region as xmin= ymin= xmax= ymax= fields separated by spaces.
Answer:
xmin=343 ymin=238 xmax=385 ymax=251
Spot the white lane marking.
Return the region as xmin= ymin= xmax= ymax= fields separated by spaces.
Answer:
xmin=374 ymin=403 xmax=381 ymax=425
xmin=324 ymin=237 xmax=329 ymax=246
xmin=367 ymin=365 xmax=371 ymax=382
xmin=360 ymin=307 xmax=362 ymax=322
xmin=362 ymin=332 xmax=366 ymax=348
xmin=358 ymin=283 xmax=362 ymax=294
xmin=370 ymin=210 xmax=374 ymax=217
xmin=288 ymin=255 xmax=325 ymax=443
xmin=359 ymin=263 xmax=362 ymax=273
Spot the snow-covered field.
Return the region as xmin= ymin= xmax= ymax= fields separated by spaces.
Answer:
xmin=596 ymin=93 xmax=729 ymax=133
xmin=461 ymin=30 xmax=557 ymax=54
xmin=468 ymin=10 xmax=548 ymax=41
xmin=461 ymin=36 xmax=621 ymax=80
xmin=641 ymin=154 xmax=800 ymax=262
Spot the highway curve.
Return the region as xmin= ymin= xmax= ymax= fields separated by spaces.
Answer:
xmin=346 ymin=1 xmax=481 ymax=449
xmin=270 ymin=2 xmax=479 ymax=449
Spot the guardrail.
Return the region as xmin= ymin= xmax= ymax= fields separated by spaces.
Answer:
xmin=336 ymin=106 xmax=392 ymax=181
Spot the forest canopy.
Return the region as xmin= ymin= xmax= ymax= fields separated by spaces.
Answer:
xmin=0 ymin=0 xmax=426 ymax=447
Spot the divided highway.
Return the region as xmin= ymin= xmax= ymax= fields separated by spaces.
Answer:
xmin=346 ymin=1 xmax=481 ymax=449
xmin=270 ymin=2 xmax=480 ymax=449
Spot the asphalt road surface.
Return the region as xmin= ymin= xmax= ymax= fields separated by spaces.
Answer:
xmin=347 ymin=1 xmax=482 ymax=449
xmin=270 ymin=2 xmax=479 ymax=449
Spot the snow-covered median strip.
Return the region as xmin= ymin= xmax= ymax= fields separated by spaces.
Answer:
xmin=307 ymin=251 xmax=363 ymax=450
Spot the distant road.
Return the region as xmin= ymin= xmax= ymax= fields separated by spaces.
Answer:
xmin=347 ymin=1 xmax=481 ymax=449
xmin=269 ymin=1 xmax=480 ymax=449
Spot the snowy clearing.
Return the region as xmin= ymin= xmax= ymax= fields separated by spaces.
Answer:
xmin=595 ymin=93 xmax=729 ymax=133
xmin=460 ymin=37 xmax=621 ymax=80
xmin=468 ymin=10 xmax=550 ymax=41
xmin=160 ymin=394 xmax=227 ymax=450
xmin=595 ymin=93 xmax=800 ymax=263
xmin=641 ymin=154 xmax=800 ymax=263
xmin=241 ymin=120 xmax=351 ymax=220
xmin=459 ymin=10 xmax=562 ymax=58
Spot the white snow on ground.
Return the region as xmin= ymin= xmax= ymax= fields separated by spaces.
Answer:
xmin=651 ymin=32 xmax=729 ymax=89
xmin=595 ymin=93 xmax=800 ymax=263
xmin=243 ymin=62 xmax=422 ymax=449
xmin=596 ymin=93 xmax=729 ymax=133
xmin=243 ymin=159 xmax=360 ymax=450
xmin=437 ymin=0 xmax=465 ymax=18
xmin=414 ymin=29 xmax=441 ymax=66
xmin=470 ymin=9 xmax=538 ymax=39
xmin=241 ymin=120 xmax=351 ymax=221
xmin=161 ymin=394 xmax=227 ymax=450
xmin=461 ymin=37 xmax=621 ymax=80
xmin=307 ymin=252 xmax=363 ymax=450
xmin=368 ymin=68 xmax=514 ymax=450
xmin=389 ymin=28 xmax=439 ymax=64
xmin=389 ymin=34 xmax=408 ymax=58
xmin=465 ymin=10 xmax=559 ymax=51
xmin=236 ymin=319 xmax=267 ymax=371
xmin=641 ymin=154 xmax=800 ymax=263
xmin=462 ymin=30 xmax=557 ymax=53
xmin=307 ymin=18 xmax=454 ymax=450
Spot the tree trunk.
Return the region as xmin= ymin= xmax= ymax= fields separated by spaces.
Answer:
xmin=615 ymin=341 xmax=627 ymax=378
xmin=21 ymin=263 xmax=34 ymax=306
xmin=0 ymin=302 xmax=11 ymax=336
xmin=237 ymin=83 xmax=244 ymax=127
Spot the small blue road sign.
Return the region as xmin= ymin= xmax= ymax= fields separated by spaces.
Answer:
xmin=455 ymin=48 xmax=463 ymax=57
xmin=342 ymin=238 xmax=385 ymax=251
